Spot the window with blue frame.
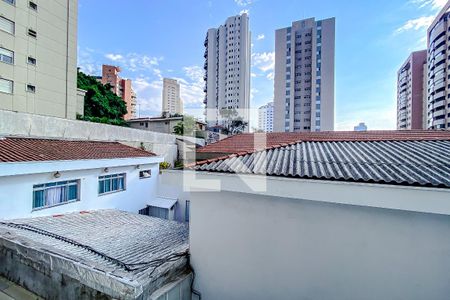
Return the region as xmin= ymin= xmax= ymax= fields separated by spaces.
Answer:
xmin=33 ymin=180 xmax=79 ymax=209
xmin=98 ymin=173 xmax=126 ymax=195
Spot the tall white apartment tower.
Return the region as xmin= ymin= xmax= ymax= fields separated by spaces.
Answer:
xmin=426 ymin=2 xmax=450 ymax=130
xmin=162 ymin=78 xmax=182 ymax=116
xmin=203 ymin=13 xmax=251 ymax=131
xmin=0 ymin=0 xmax=80 ymax=119
xmin=258 ymin=102 xmax=274 ymax=132
xmin=274 ymin=18 xmax=335 ymax=132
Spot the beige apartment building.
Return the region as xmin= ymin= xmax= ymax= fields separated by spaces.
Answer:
xmin=396 ymin=50 xmax=427 ymax=130
xmin=162 ymin=78 xmax=182 ymax=116
xmin=426 ymin=2 xmax=450 ymax=130
xmin=0 ymin=0 xmax=81 ymax=119
xmin=101 ymin=65 xmax=136 ymax=120
xmin=274 ymin=17 xmax=335 ymax=132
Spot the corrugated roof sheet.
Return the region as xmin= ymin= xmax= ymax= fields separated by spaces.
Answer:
xmin=0 ymin=137 xmax=155 ymax=163
xmin=194 ymin=140 xmax=450 ymax=188
xmin=197 ymin=131 xmax=450 ymax=154
xmin=0 ymin=210 xmax=188 ymax=277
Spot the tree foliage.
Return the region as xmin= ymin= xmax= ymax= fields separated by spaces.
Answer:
xmin=219 ymin=108 xmax=248 ymax=135
xmin=173 ymin=115 xmax=196 ymax=136
xmin=77 ymin=71 xmax=128 ymax=126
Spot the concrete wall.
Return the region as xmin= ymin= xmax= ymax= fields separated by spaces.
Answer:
xmin=0 ymin=162 xmax=159 ymax=220
xmin=190 ymin=190 xmax=450 ymax=300
xmin=0 ymin=109 xmax=178 ymax=163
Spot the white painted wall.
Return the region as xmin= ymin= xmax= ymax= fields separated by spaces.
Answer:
xmin=0 ymin=162 xmax=160 ymax=220
xmin=161 ymin=171 xmax=450 ymax=300
xmin=158 ymin=171 xmax=191 ymax=223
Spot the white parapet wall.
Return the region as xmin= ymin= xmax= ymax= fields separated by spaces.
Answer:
xmin=0 ymin=110 xmax=179 ymax=163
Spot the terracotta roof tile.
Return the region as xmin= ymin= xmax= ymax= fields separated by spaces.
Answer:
xmin=197 ymin=130 xmax=450 ymax=154
xmin=0 ymin=137 xmax=156 ymax=163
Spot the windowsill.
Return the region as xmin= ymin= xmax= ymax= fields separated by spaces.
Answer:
xmin=32 ymin=199 xmax=79 ymax=212
xmin=0 ymin=91 xmax=13 ymax=95
xmin=98 ymin=189 xmax=125 ymax=197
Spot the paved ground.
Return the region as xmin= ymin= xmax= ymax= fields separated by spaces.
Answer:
xmin=0 ymin=277 xmax=42 ymax=300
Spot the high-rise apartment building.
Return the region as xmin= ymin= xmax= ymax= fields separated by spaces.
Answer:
xmin=203 ymin=13 xmax=251 ymax=131
xmin=258 ymin=102 xmax=274 ymax=132
xmin=101 ymin=65 xmax=136 ymax=120
xmin=396 ymin=50 xmax=427 ymax=130
xmin=162 ymin=78 xmax=182 ymax=116
xmin=0 ymin=0 xmax=81 ymax=119
xmin=426 ymin=2 xmax=450 ymax=130
xmin=274 ymin=17 xmax=335 ymax=132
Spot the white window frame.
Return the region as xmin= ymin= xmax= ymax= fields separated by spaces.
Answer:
xmin=0 ymin=47 xmax=14 ymax=64
xmin=26 ymin=84 xmax=36 ymax=93
xmin=27 ymin=56 xmax=37 ymax=65
xmin=139 ymin=169 xmax=152 ymax=179
xmin=0 ymin=78 xmax=13 ymax=94
xmin=2 ymin=0 xmax=15 ymax=5
xmin=28 ymin=1 xmax=37 ymax=11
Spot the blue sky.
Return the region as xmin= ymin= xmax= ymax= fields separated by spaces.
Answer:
xmin=78 ymin=0 xmax=445 ymax=130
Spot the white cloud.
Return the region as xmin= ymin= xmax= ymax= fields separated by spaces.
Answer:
xmin=105 ymin=52 xmax=163 ymax=72
xmin=240 ymin=9 xmax=249 ymax=15
xmin=395 ymin=15 xmax=435 ymax=34
xmin=410 ymin=0 xmax=447 ymax=10
xmin=105 ymin=53 xmax=123 ymax=61
xmin=180 ymin=66 xmax=205 ymax=106
xmin=252 ymin=52 xmax=275 ymax=73
xmin=235 ymin=0 xmax=252 ymax=6
xmin=256 ymin=34 xmax=265 ymax=40
xmin=266 ymin=72 xmax=274 ymax=80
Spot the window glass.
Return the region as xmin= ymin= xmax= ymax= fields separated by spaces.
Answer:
xmin=0 ymin=16 xmax=15 ymax=34
xmin=98 ymin=173 xmax=126 ymax=195
xmin=33 ymin=180 xmax=79 ymax=209
xmin=0 ymin=48 xmax=13 ymax=64
xmin=0 ymin=78 xmax=13 ymax=94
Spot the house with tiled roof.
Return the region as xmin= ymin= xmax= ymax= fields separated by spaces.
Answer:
xmin=195 ymin=130 xmax=450 ymax=160
xmin=0 ymin=136 xmax=165 ymax=219
xmin=160 ymin=130 xmax=450 ymax=299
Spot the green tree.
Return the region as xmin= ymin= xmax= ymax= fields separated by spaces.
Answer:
xmin=219 ymin=108 xmax=248 ymax=135
xmin=173 ymin=115 xmax=196 ymax=136
xmin=77 ymin=71 xmax=128 ymax=126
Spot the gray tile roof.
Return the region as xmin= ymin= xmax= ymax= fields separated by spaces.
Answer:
xmin=0 ymin=210 xmax=189 ymax=297
xmin=194 ymin=140 xmax=450 ymax=188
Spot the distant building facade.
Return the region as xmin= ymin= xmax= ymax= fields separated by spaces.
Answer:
xmin=162 ymin=78 xmax=183 ymax=115
xmin=203 ymin=13 xmax=251 ymax=131
xmin=397 ymin=50 xmax=427 ymax=130
xmin=426 ymin=2 xmax=450 ymax=130
xmin=258 ymin=102 xmax=274 ymax=132
xmin=128 ymin=116 xmax=206 ymax=135
xmin=274 ymin=17 xmax=335 ymax=132
xmin=101 ymin=65 xmax=137 ymax=120
xmin=0 ymin=0 xmax=81 ymax=119
xmin=354 ymin=122 xmax=367 ymax=131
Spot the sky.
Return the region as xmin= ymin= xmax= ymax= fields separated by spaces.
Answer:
xmin=77 ymin=0 xmax=447 ymax=131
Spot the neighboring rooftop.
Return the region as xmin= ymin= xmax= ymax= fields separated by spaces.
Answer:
xmin=193 ymin=139 xmax=450 ymax=188
xmin=0 ymin=137 xmax=155 ymax=163
xmin=197 ymin=131 xmax=450 ymax=154
xmin=0 ymin=210 xmax=189 ymax=299
xmin=128 ymin=116 xmax=206 ymax=124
